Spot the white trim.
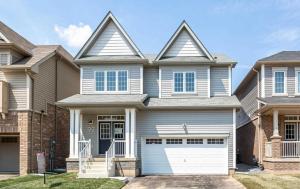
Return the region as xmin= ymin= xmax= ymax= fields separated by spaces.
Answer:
xmin=159 ymin=67 xmax=162 ymax=98
xmin=155 ymin=21 xmax=213 ymax=61
xmin=69 ymin=109 xmax=75 ymax=158
xmin=233 ymin=108 xmax=236 ymax=169
xmin=295 ymin=67 xmax=300 ymax=95
xmin=272 ymin=67 xmax=288 ymax=96
xmin=261 ymin=64 xmax=265 ymax=98
xmin=273 ymin=110 xmax=279 ymax=136
xmin=125 ymin=109 xmax=130 ymax=158
xmin=0 ymin=32 xmax=9 ymax=43
xmin=130 ymin=108 xmax=136 ymax=158
xmin=74 ymin=109 xmax=80 ymax=158
xmin=80 ymin=67 xmax=83 ymax=94
xmin=172 ymin=71 xmax=197 ymax=94
xmin=207 ymin=67 xmax=210 ymax=98
xmin=94 ymin=70 xmax=129 ymax=94
xmin=26 ymin=74 xmax=32 ymax=110
xmin=140 ymin=66 xmax=143 ymax=94
xmin=228 ymin=66 xmax=232 ymax=96
xmin=75 ymin=12 xmax=144 ymax=59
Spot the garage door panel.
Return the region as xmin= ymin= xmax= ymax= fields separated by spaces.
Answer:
xmin=142 ymin=138 xmax=228 ymax=175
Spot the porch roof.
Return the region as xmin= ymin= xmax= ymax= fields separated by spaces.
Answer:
xmin=144 ymin=96 xmax=241 ymax=109
xmin=258 ymin=97 xmax=300 ymax=106
xmin=56 ymin=94 xmax=148 ymax=107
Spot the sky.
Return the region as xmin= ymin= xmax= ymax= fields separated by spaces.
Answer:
xmin=1 ymin=0 xmax=300 ymax=90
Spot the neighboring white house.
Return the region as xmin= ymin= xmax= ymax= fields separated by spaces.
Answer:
xmin=57 ymin=11 xmax=240 ymax=178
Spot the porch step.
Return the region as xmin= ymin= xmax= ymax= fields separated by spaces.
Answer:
xmin=88 ymin=157 xmax=106 ymax=162
xmin=86 ymin=161 xmax=106 ymax=166
xmin=78 ymin=173 xmax=108 ymax=178
xmin=78 ymin=159 xmax=108 ymax=178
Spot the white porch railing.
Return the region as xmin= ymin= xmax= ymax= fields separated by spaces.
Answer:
xmin=105 ymin=139 xmax=126 ymax=177
xmin=265 ymin=142 xmax=272 ymax=157
xmin=281 ymin=141 xmax=300 ymax=158
xmin=79 ymin=139 xmax=91 ymax=174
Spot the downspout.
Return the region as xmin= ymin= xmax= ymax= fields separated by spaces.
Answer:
xmin=253 ymin=68 xmax=263 ymax=165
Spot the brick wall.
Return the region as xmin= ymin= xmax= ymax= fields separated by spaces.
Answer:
xmin=0 ymin=104 xmax=70 ymax=175
xmin=237 ymin=118 xmax=259 ymax=165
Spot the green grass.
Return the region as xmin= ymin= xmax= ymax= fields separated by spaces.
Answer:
xmin=234 ymin=173 xmax=300 ymax=189
xmin=0 ymin=173 xmax=125 ymax=189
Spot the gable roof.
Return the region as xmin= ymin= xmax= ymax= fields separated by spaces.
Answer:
xmin=258 ymin=51 xmax=300 ymax=63
xmin=155 ymin=21 xmax=214 ymax=61
xmin=75 ymin=11 xmax=145 ymax=60
xmin=0 ymin=21 xmax=35 ymax=54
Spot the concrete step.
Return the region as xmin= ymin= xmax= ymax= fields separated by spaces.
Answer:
xmin=86 ymin=161 xmax=106 ymax=166
xmin=78 ymin=173 xmax=108 ymax=178
xmin=87 ymin=157 xmax=106 ymax=162
xmin=82 ymin=169 xmax=107 ymax=174
xmin=84 ymin=165 xmax=106 ymax=170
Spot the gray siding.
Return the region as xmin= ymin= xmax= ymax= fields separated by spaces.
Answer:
xmin=143 ymin=67 xmax=159 ymax=97
xmin=160 ymin=65 xmax=208 ymax=98
xmin=211 ymin=66 xmax=229 ymax=96
xmin=264 ymin=66 xmax=295 ymax=97
xmin=81 ymin=64 xmax=142 ymax=94
xmin=136 ymin=110 xmax=234 ymax=168
xmin=0 ymin=72 xmax=27 ymax=110
xmin=82 ymin=114 xmax=98 ymax=156
xmin=236 ymin=74 xmax=258 ymax=127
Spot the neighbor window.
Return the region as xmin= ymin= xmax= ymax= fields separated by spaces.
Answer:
xmin=187 ymin=138 xmax=203 ymax=144
xmin=285 ymin=123 xmax=296 ymax=140
xmin=296 ymin=69 xmax=300 ymax=94
xmin=95 ymin=70 xmax=128 ymax=92
xmin=174 ymin=72 xmax=195 ymax=93
xmin=146 ymin=139 xmax=162 ymax=144
xmin=272 ymin=68 xmax=287 ymax=95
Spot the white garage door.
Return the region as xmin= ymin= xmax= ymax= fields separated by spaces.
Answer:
xmin=142 ymin=138 xmax=228 ymax=175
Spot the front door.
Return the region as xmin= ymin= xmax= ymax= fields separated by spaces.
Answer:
xmin=98 ymin=122 xmax=125 ymax=155
xmin=99 ymin=122 xmax=112 ymax=154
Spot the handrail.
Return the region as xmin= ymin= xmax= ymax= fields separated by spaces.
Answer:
xmin=79 ymin=139 xmax=91 ymax=174
xmin=281 ymin=141 xmax=300 ymax=158
xmin=105 ymin=139 xmax=115 ymax=177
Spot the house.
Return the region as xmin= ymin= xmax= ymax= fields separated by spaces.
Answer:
xmin=57 ymin=12 xmax=240 ymax=178
xmin=0 ymin=21 xmax=80 ymax=175
xmin=235 ymin=51 xmax=300 ymax=171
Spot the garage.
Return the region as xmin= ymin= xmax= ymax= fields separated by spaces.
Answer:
xmin=141 ymin=137 xmax=228 ymax=175
xmin=0 ymin=136 xmax=19 ymax=173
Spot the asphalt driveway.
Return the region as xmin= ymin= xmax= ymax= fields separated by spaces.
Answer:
xmin=123 ymin=176 xmax=245 ymax=189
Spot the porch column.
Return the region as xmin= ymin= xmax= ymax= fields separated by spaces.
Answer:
xmin=273 ymin=110 xmax=279 ymax=136
xmin=271 ymin=109 xmax=282 ymax=158
xmin=69 ymin=109 xmax=75 ymax=158
xmin=74 ymin=109 xmax=81 ymax=158
xmin=130 ymin=109 xmax=136 ymax=158
xmin=125 ymin=109 xmax=131 ymax=158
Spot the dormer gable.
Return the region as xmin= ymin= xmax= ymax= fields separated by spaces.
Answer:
xmin=155 ymin=21 xmax=213 ymax=61
xmin=75 ymin=11 xmax=144 ymax=60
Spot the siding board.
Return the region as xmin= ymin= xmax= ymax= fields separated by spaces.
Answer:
xmin=143 ymin=68 xmax=159 ymax=97
xmin=211 ymin=67 xmax=229 ymax=96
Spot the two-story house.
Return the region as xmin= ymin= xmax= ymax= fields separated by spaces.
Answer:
xmin=57 ymin=12 xmax=240 ymax=178
xmin=0 ymin=21 xmax=80 ymax=175
xmin=235 ymin=51 xmax=300 ymax=171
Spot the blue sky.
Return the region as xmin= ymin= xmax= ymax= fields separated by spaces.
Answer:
xmin=2 ymin=0 xmax=300 ymax=89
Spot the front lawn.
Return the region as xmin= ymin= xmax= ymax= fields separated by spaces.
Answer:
xmin=0 ymin=173 xmax=125 ymax=189
xmin=234 ymin=173 xmax=300 ymax=189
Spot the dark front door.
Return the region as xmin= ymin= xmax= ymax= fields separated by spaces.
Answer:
xmin=99 ymin=122 xmax=112 ymax=154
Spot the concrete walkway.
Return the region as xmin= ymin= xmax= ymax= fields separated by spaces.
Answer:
xmin=123 ymin=176 xmax=245 ymax=189
xmin=0 ymin=174 xmax=18 ymax=181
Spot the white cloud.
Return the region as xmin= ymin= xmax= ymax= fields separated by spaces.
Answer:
xmin=54 ymin=23 xmax=92 ymax=48
xmin=266 ymin=28 xmax=300 ymax=43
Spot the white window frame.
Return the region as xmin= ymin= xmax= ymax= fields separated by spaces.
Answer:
xmin=295 ymin=67 xmax=300 ymax=95
xmin=173 ymin=71 xmax=197 ymax=94
xmin=94 ymin=70 xmax=129 ymax=94
xmin=272 ymin=67 xmax=287 ymax=96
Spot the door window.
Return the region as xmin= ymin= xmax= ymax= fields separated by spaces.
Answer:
xmin=100 ymin=123 xmax=111 ymax=139
xmin=114 ymin=123 xmax=125 ymax=139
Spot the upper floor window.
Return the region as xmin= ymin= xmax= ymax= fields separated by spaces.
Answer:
xmin=0 ymin=53 xmax=9 ymax=65
xmin=272 ymin=67 xmax=287 ymax=95
xmin=173 ymin=72 xmax=195 ymax=93
xmin=295 ymin=68 xmax=300 ymax=95
xmin=95 ymin=70 xmax=128 ymax=92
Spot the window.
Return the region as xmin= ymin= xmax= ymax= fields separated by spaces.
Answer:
xmin=173 ymin=72 xmax=195 ymax=93
xmin=295 ymin=68 xmax=300 ymax=94
xmin=146 ymin=139 xmax=162 ymax=144
xmin=95 ymin=70 xmax=128 ymax=92
xmin=0 ymin=53 xmax=9 ymax=65
xmin=187 ymin=138 xmax=203 ymax=144
xmin=100 ymin=123 xmax=111 ymax=139
xmin=207 ymin=138 xmax=224 ymax=144
xmin=272 ymin=68 xmax=287 ymax=95
xmin=285 ymin=123 xmax=296 ymax=140
xmin=114 ymin=123 xmax=124 ymax=139
xmin=166 ymin=138 xmax=182 ymax=144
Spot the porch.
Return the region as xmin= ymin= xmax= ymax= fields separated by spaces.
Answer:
xmin=262 ymin=108 xmax=300 ymax=170
xmin=67 ymin=107 xmax=139 ymax=178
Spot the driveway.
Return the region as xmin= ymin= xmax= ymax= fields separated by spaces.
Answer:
xmin=0 ymin=173 xmax=18 ymax=181
xmin=123 ymin=176 xmax=245 ymax=189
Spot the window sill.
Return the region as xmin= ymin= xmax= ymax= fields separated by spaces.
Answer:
xmin=272 ymin=93 xmax=288 ymax=97
xmin=172 ymin=92 xmax=198 ymax=96
xmin=93 ymin=91 xmax=130 ymax=95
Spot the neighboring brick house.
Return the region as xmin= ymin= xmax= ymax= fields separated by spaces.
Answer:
xmin=0 ymin=21 xmax=80 ymax=175
xmin=235 ymin=51 xmax=300 ymax=171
